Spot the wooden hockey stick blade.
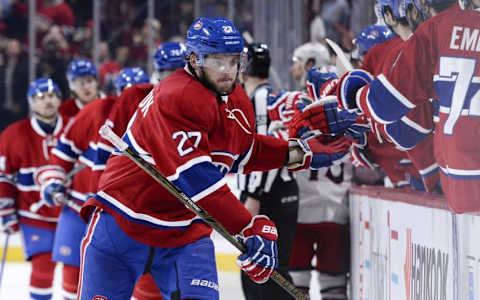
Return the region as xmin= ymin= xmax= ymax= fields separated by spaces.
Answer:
xmin=325 ymin=38 xmax=354 ymax=76
xmin=99 ymin=125 xmax=309 ymax=300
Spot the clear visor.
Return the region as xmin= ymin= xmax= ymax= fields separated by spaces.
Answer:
xmin=198 ymin=53 xmax=247 ymax=73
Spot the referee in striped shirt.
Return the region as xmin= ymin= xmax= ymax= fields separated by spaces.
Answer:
xmin=237 ymin=43 xmax=299 ymax=300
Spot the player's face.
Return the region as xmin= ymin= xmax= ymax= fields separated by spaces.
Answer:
xmin=72 ymin=76 xmax=98 ymax=103
xmin=31 ymin=92 xmax=61 ymax=121
xmin=290 ymin=59 xmax=304 ymax=81
xmin=200 ymin=54 xmax=239 ymax=94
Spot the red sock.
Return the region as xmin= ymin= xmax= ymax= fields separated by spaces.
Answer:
xmin=62 ymin=264 xmax=80 ymax=298
xmin=132 ymin=273 xmax=163 ymax=300
xmin=30 ymin=252 xmax=56 ymax=289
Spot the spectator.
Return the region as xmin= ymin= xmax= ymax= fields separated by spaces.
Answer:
xmin=36 ymin=34 xmax=69 ymax=97
xmin=37 ymin=0 xmax=75 ymax=37
xmin=0 ymin=38 xmax=29 ymax=129
xmin=98 ymin=42 xmax=122 ymax=95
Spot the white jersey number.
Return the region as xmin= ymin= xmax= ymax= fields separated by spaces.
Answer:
xmin=172 ymin=131 xmax=201 ymax=156
xmin=439 ymin=56 xmax=479 ymax=135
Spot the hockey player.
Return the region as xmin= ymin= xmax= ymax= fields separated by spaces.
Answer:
xmin=35 ymin=68 xmax=151 ymax=299
xmin=59 ymin=58 xmax=99 ymax=118
xmin=351 ymin=24 xmax=394 ymax=67
xmin=151 ymin=41 xmax=188 ymax=84
xmin=77 ymin=17 xmax=348 ymax=300
xmin=91 ymin=45 xmax=186 ymax=300
xmin=237 ymin=43 xmax=299 ymax=300
xmin=0 ymin=78 xmax=66 ymax=300
xmin=310 ymin=0 xmax=477 ymax=211
xmin=114 ymin=67 xmax=150 ymax=96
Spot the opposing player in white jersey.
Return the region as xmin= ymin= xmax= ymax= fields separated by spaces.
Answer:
xmin=0 ymin=78 xmax=67 ymax=299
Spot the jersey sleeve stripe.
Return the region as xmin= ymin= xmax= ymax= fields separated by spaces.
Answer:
xmin=169 ymin=160 xmax=225 ymax=202
xmin=166 ymin=156 xmax=212 ymax=181
xmin=51 ymin=148 xmax=77 ymax=163
xmin=419 ymin=163 xmax=439 ymax=178
xmin=59 ymin=136 xmax=83 ymax=155
xmin=123 ymin=130 xmax=155 ymax=165
xmin=384 ymin=120 xmax=430 ymax=150
xmin=96 ymin=191 xmax=203 ymax=229
xmin=365 ymin=76 xmax=416 ymax=123
xmin=231 ymin=141 xmax=254 ymax=174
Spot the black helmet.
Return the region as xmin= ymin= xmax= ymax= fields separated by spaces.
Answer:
xmin=244 ymin=43 xmax=270 ymax=78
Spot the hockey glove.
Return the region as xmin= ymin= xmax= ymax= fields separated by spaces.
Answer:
xmin=267 ymin=91 xmax=311 ymax=127
xmin=287 ymin=135 xmax=351 ymax=171
xmin=0 ymin=198 xmax=19 ymax=234
xmin=289 ymin=96 xmax=361 ymax=138
xmin=36 ymin=167 xmax=68 ymax=207
xmin=336 ymin=69 xmax=373 ymax=113
xmin=306 ymin=67 xmax=338 ymax=101
xmin=237 ymin=215 xmax=278 ymax=284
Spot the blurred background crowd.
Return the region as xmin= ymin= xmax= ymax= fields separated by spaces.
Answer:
xmin=0 ymin=0 xmax=377 ymax=131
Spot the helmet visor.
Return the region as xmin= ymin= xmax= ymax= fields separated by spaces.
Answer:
xmin=199 ymin=53 xmax=247 ymax=73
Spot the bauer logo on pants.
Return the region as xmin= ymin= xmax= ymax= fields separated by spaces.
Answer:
xmin=93 ymin=296 xmax=107 ymax=300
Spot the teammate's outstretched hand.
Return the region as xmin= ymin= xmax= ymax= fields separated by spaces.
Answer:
xmin=289 ymin=95 xmax=359 ymax=137
xmin=336 ymin=69 xmax=373 ymax=112
xmin=0 ymin=198 xmax=19 ymax=234
xmin=287 ymin=134 xmax=351 ymax=171
xmin=306 ymin=67 xmax=338 ymax=101
xmin=237 ymin=215 xmax=278 ymax=284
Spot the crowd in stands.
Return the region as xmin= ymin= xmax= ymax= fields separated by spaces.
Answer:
xmin=0 ymin=0 xmax=373 ymax=131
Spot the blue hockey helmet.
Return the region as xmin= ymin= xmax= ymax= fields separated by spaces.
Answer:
xmin=66 ymin=58 xmax=97 ymax=84
xmin=115 ymin=67 xmax=150 ymax=95
xmin=353 ymin=25 xmax=394 ymax=58
xmin=186 ymin=17 xmax=244 ymax=57
xmin=27 ymin=78 xmax=62 ymax=105
xmin=378 ymin=0 xmax=406 ymax=18
xmin=154 ymin=42 xmax=187 ymax=72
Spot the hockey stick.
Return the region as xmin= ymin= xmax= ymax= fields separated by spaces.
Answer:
xmin=30 ymin=164 xmax=87 ymax=213
xmin=0 ymin=233 xmax=9 ymax=293
xmin=99 ymin=125 xmax=309 ymax=300
xmin=325 ymin=38 xmax=354 ymax=76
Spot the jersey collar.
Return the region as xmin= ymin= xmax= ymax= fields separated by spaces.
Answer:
xmin=30 ymin=115 xmax=63 ymax=137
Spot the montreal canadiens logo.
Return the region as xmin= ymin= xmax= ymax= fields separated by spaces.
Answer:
xmin=93 ymin=296 xmax=107 ymax=300
xmin=193 ymin=21 xmax=203 ymax=30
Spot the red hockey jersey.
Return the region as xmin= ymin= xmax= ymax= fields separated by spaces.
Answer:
xmin=0 ymin=116 xmax=67 ymax=230
xmin=362 ymin=36 xmax=403 ymax=76
xmin=92 ymin=83 xmax=154 ymax=189
xmin=59 ymin=98 xmax=83 ymax=118
xmin=357 ymin=5 xmax=479 ymax=212
xmin=82 ymin=68 xmax=288 ymax=248
xmin=50 ymin=96 xmax=117 ymax=210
